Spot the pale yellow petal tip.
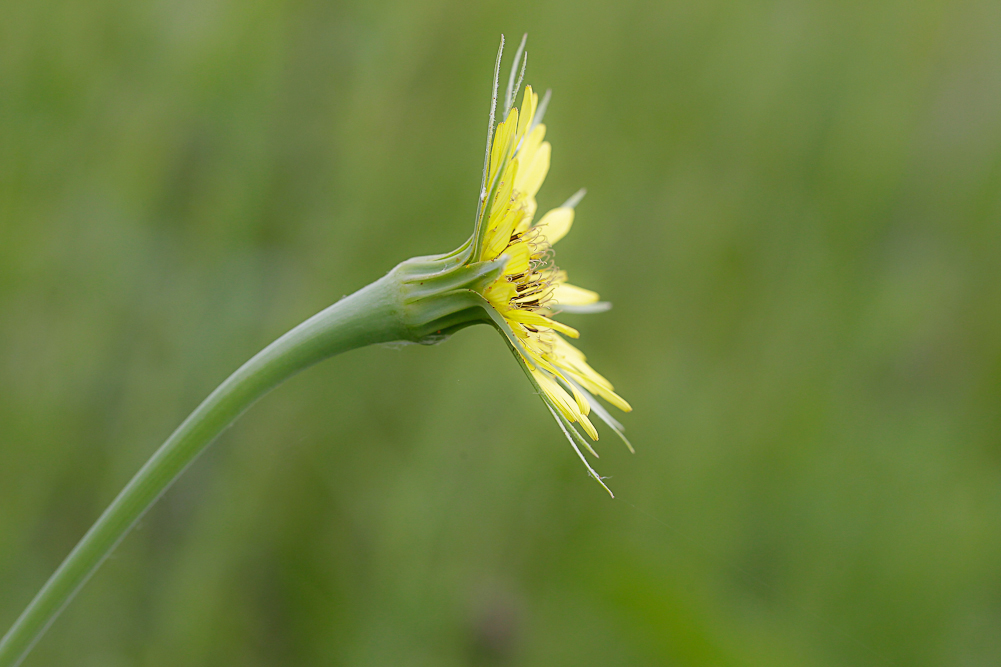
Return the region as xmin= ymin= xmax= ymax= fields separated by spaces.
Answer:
xmin=516 ymin=85 xmax=537 ymax=138
xmin=552 ymin=321 xmax=580 ymax=338
xmin=604 ymin=395 xmax=632 ymax=413
xmin=554 ymin=283 xmax=600 ymax=306
xmin=579 ymin=414 xmax=599 ymax=441
xmin=533 ymin=206 xmax=574 ymax=245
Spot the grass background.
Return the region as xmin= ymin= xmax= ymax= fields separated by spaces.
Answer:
xmin=3 ymin=0 xmax=1001 ymax=665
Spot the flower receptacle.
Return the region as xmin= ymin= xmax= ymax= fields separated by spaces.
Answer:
xmin=382 ymin=245 xmax=509 ymax=345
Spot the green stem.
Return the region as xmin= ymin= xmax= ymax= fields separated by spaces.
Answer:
xmin=0 ymin=274 xmax=410 ymax=667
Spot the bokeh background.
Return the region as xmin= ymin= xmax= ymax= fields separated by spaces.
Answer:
xmin=3 ymin=1 xmax=1001 ymax=665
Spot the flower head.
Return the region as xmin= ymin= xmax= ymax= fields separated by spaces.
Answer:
xmin=469 ymin=36 xmax=632 ymax=495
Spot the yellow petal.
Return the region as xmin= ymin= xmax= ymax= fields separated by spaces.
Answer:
xmin=501 ymin=240 xmax=530 ymax=276
xmin=483 ymin=206 xmax=526 ymax=260
xmin=533 ymin=369 xmax=580 ymax=422
xmin=489 ymin=159 xmax=518 ymax=217
xmin=562 ymin=374 xmax=591 ymax=416
xmin=488 ymin=109 xmax=518 ymax=183
xmin=518 ymin=141 xmax=550 ymax=199
xmin=483 ymin=279 xmax=516 ymax=309
xmin=553 ymin=283 xmax=600 ymax=306
xmin=516 ymin=124 xmax=546 ymax=174
xmin=516 ymin=85 xmax=537 ymax=142
xmin=579 ymin=376 xmax=632 ymax=412
xmin=578 ymin=412 xmax=599 ymax=440
xmin=560 ymin=353 xmax=613 ymax=391
xmin=504 ymin=309 xmax=580 ymax=338
xmin=557 ymin=362 xmax=633 ymax=413
xmin=553 ymin=336 xmax=587 ymax=361
xmin=534 ymin=207 xmax=574 ymax=244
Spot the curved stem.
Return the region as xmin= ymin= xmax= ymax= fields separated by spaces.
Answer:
xmin=0 ymin=275 xmax=409 ymax=667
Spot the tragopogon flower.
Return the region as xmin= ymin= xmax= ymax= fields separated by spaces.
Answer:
xmin=470 ymin=36 xmax=632 ymax=495
xmin=0 ymin=34 xmax=639 ymax=667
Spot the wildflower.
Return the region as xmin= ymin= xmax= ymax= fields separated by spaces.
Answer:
xmin=0 ymin=35 xmax=637 ymax=667
xmin=470 ymin=36 xmax=632 ymax=495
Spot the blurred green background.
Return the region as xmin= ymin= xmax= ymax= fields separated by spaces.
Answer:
xmin=3 ymin=0 xmax=1001 ymax=665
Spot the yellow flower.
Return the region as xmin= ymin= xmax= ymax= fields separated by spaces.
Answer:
xmin=471 ymin=36 xmax=632 ymax=496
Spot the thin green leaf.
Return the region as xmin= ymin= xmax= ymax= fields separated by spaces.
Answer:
xmin=504 ymin=33 xmax=528 ymax=116
xmin=473 ymin=36 xmax=505 ymax=244
xmin=546 ymin=404 xmax=614 ymax=497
